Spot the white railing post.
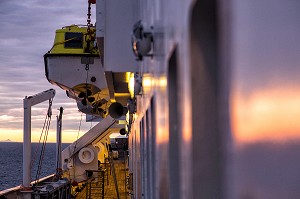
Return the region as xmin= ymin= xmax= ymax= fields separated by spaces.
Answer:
xmin=23 ymin=97 xmax=31 ymax=188
xmin=56 ymin=107 xmax=63 ymax=170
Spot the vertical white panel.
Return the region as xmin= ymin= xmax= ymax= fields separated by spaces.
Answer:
xmin=103 ymin=0 xmax=138 ymax=72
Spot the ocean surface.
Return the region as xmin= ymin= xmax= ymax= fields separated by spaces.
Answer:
xmin=2 ymin=141 xmax=300 ymax=197
xmin=0 ymin=142 xmax=70 ymax=191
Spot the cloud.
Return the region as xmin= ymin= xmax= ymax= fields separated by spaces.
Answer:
xmin=0 ymin=1 xmax=96 ymax=142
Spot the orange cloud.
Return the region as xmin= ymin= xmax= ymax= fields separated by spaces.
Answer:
xmin=231 ymin=86 xmax=300 ymax=143
xmin=0 ymin=128 xmax=86 ymax=143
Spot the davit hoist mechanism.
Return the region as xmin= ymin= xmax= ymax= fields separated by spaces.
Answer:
xmin=43 ymin=0 xmax=142 ymax=128
xmin=44 ymin=23 xmax=128 ymax=120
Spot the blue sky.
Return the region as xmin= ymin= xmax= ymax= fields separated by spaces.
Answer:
xmin=0 ymin=0 xmax=96 ymax=142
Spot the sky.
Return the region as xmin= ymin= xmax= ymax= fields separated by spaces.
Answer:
xmin=0 ymin=1 xmax=300 ymax=144
xmin=0 ymin=0 xmax=97 ymax=143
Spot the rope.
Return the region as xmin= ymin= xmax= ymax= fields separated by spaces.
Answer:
xmin=71 ymin=112 xmax=84 ymax=180
xmin=35 ymin=117 xmax=51 ymax=181
xmin=73 ymin=112 xmax=83 ymax=156
xmin=31 ymin=112 xmax=50 ymax=170
xmin=89 ymin=92 xmax=102 ymax=129
xmin=33 ymin=98 xmax=53 ymax=186
xmin=47 ymin=31 xmax=94 ymax=53
xmin=48 ymin=37 xmax=78 ymax=52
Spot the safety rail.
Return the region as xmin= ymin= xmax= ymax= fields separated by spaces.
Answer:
xmin=32 ymin=179 xmax=71 ymax=199
xmin=100 ymin=158 xmax=111 ymax=185
xmin=0 ymin=185 xmax=22 ymax=198
xmin=85 ymin=170 xmax=105 ymax=199
xmin=0 ymin=174 xmax=58 ymax=199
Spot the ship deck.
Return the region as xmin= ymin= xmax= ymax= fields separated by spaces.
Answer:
xmin=75 ymin=152 xmax=128 ymax=199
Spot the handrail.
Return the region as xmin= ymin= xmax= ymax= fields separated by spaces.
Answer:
xmin=0 ymin=174 xmax=55 ymax=196
xmin=0 ymin=185 xmax=21 ymax=196
xmin=85 ymin=169 xmax=105 ymax=199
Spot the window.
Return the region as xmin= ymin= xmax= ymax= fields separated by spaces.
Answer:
xmin=64 ymin=32 xmax=83 ymax=48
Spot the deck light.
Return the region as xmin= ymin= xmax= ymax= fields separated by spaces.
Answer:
xmin=128 ymin=73 xmax=135 ymax=98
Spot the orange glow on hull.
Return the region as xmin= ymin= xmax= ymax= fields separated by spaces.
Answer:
xmin=231 ymin=86 xmax=300 ymax=143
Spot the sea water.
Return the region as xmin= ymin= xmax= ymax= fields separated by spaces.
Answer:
xmin=0 ymin=142 xmax=69 ymax=191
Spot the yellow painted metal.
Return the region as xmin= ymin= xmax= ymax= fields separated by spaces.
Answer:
xmin=50 ymin=25 xmax=99 ymax=55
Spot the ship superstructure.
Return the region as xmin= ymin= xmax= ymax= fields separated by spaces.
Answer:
xmin=1 ymin=0 xmax=232 ymax=198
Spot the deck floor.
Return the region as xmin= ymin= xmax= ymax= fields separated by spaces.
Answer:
xmin=76 ymin=155 xmax=128 ymax=199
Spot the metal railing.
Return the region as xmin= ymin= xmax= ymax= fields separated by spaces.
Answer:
xmin=85 ymin=170 xmax=105 ymax=199
xmin=31 ymin=179 xmax=71 ymax=199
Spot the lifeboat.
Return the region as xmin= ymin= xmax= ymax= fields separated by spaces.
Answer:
xmin=44 ymin=25 xmax=110 ymax=117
